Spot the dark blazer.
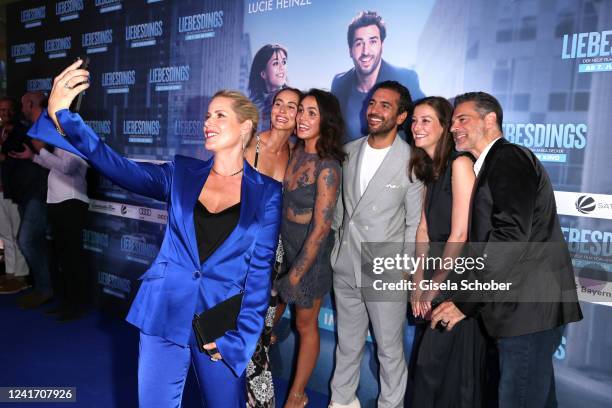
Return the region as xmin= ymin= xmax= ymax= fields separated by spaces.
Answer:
xmin=29 ymin=110 xmax=282 ymax=377
xmin=331 ymin=59 xmax=425 ymax=142
xmin=456 ymin=138 xmax=582 ymax=338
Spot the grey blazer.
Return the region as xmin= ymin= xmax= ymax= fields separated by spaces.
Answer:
xmin=331 ymin=135 xmax=423 ymax=288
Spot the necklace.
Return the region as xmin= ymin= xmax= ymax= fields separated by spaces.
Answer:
xmin=211 ymin=167 xmax=243 ymax=177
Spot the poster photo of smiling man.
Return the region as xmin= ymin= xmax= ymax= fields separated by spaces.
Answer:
xmin=331 ymin=11 xmax=426 ymax=143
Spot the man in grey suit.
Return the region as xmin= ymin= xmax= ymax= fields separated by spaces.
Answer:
xmin=329 ymin=81 xmax=423 ymax=408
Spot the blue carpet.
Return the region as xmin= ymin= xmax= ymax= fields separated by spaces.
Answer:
xmin=0 ymin=291 xmax=328 ymax=407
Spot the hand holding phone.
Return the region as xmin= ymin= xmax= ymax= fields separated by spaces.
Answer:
xmin=70 ymin=56 xmax=90 ymax=113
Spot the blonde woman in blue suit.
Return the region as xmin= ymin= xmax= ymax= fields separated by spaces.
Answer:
xmin=28 ymin=60 xmax=282 ymax=408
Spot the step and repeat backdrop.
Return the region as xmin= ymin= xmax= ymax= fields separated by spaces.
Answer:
xmin=7 ymin=0 xmax=612 ymax=406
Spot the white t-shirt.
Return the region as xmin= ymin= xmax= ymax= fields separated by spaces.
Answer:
xmin=359 ymin=142 xmax=391 ymax=196
xmin=33 ymin=148 xmax=89 ymax=204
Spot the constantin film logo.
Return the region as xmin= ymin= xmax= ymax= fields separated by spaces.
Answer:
xmin=575 ymin=195 xmax=596 ymax=214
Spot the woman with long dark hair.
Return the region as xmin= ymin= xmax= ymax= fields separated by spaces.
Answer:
xmin=409 ymin=96 xmax=487 ymax=407
xmin=274 ymin=89 xmax=345 ymax=407
xmin=244 ymin=87 xmax=302 ymax=408
xmin=248 ymin=44 xmax=289 ymax=132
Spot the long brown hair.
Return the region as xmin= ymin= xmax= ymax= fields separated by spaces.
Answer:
xmin=408 ymin=96 xmax=454 ymax=183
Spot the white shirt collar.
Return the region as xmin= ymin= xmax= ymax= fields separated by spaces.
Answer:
xmin=473 ymin=137 xmax=501 ymax=176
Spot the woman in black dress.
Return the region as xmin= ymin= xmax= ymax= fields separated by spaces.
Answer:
xmin=409 ymin=96 xmax=487 ymax=407
xmin=274 ymin=89 xmax=345 ymax=407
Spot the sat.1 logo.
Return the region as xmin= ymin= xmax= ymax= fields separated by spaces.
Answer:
xmin=575 ymin=195 xmax=595 ymax=214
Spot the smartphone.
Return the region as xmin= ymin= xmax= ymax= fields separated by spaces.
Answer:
xmin=70 ymin=56 xmax=90 ymax=113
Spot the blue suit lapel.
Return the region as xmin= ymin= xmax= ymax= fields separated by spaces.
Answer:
xmin=204 ymin=161 xmax=264 ymax=268
xmin=180 ymin=159 xmax=264 ymax=269
xmin=237 ymin=161 xmax=264 ymax=234
xmin=181 ymin=158 xmax=213 ymax=268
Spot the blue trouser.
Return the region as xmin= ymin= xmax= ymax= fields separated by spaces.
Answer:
xmin=17 ymin=198 xmax=51 ymax=296
xmin=497 ymin=326 xmax=563 ymax=408
xmin=138 ymin=331 xmax=246 ymax=408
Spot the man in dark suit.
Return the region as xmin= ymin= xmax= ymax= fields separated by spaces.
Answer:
xmin=431 ymin=92 xmax=582 ymax=408
xmin=331 ymin=11 xmax=425 ymax=143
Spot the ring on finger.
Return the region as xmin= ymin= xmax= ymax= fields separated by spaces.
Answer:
xmin=64 ymin=82 xmax=72 ymax=89
xmin=440 ymin=320 xmax=450 ymax=327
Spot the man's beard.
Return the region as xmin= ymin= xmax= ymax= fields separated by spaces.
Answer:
xmin=356 ymin=54 xmax=381 ymax=77
xmin=368 ymin=114 xmax=397 ymax=137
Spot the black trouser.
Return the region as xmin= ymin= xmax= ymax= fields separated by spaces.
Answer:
xmin=48 ymin=199 xmax=89 ymax=313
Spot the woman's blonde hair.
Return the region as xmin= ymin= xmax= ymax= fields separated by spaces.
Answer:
xmin=212 ymin=90 xmax=259 ymax=141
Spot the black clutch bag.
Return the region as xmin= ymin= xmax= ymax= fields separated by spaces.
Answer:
xmin=192 ymin=293 xmax=243 ymax=353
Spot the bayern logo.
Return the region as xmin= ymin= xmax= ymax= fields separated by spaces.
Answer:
xmin=575 ymin=195 xmax=596 ymax=214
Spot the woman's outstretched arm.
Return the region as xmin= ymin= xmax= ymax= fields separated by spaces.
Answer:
xmin=28 ymin=59 xmax=173 ymax=202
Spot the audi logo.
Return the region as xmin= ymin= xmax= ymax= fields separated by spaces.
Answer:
xmin=138 ymin=208 xmax=152 ymax=216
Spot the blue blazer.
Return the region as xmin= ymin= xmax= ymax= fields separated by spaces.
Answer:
xmin=29 ymin=110 xmax=282 ymax=377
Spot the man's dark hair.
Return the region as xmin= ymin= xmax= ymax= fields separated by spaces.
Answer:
xmin=370 ymin=80 xmax=414 ymax=117
xmin=347 ymin=11 xmax=387 ymax=48
xmin=453 ymin=92 xmax=503 ymax=130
